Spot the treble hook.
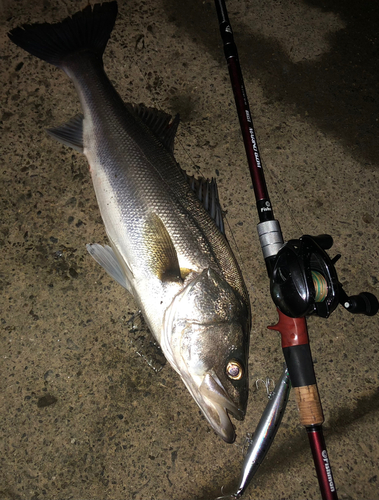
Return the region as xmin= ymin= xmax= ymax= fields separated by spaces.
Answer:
xmin=255 ymin=376 xmax=275 ymax=397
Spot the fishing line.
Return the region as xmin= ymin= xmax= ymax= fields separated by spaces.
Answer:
xmin=131 ymin=19 xmax=302 ymax=351
xmin=128 ymin=10 xmax=307 ymax=373
xmin=176 ymin=136 xmax=251 ymax=283
xmin=132 ymin=37 xmax=305 ymax=292
xmin=126 ymin=5 xmax=303 ymax=278
xmin=257 ymin=156 xmax=304 ymax=237
xmin=132 ymin=40 xmax=251 ymax=278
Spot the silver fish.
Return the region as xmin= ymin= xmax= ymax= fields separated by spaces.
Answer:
xmin=8 ymin=1 xmax=251 ymax=443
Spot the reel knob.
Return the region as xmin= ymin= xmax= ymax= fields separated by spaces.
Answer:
xmin=342 ymin=292 xmax=379 ymax=316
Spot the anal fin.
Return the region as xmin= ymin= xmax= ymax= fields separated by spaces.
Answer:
xmin=47 ymin=114 xmax=84 ymax=152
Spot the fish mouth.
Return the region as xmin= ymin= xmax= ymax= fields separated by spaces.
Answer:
xmin=198 ymin=370 xmax=245 ymax=443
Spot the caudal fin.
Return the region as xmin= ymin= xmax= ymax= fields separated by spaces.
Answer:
xmin=8 ymin=1 xmax=118 ymax=67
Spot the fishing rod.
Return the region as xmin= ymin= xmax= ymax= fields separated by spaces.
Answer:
xmin=214 ymin=1 xmax=379 ymax=499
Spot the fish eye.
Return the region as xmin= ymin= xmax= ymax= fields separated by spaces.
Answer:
xmin=226 ymin=360 xmax=243 ymax=380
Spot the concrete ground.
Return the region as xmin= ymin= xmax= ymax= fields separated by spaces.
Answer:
xmin=1 ymin=0 xmax=379 ymax=499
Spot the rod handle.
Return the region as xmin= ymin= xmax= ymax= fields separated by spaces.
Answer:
xmin=294 ymin=385 xmax=324 ymax=426
xmin=268 ymin=311 xmax=324 ymax=426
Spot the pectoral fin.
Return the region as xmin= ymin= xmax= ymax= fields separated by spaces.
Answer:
xmin=143 ymin=213 xmax=181 ymax=282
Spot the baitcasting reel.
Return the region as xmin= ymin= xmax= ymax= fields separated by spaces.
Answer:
xmin=270 ymin=234 xmax=379 ymax=318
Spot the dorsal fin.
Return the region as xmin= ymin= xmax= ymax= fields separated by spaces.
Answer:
xmin=182 ymin=172 xmax=225 ymax=235
xmin=126 ymin=104 xmax=225 ymax=234
xmin=126 ymin=104 xmax=180 ymax=154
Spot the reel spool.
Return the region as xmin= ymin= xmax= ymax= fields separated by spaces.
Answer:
xmin=270 ymin=234 xmax=378 ymax=318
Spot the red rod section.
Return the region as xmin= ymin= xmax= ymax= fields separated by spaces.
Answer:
xmin=226 ymin=57 xmax=270 ymax=203
xmin=215 ymin=0 xmax=273 ymax=222
xmin=308 ymin=427 xmax=338 ymax=500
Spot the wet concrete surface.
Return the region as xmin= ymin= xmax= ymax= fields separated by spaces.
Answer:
xmin=1 ymin=0 xmax=379 ymax=499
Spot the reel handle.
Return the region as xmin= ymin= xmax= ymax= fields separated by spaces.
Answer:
xmin=311 ymin=234 xmax=333 ymax=251
xmin=340 ymin=291 xmax=379 ymax=316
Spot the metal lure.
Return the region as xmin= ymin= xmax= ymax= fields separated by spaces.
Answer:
xmin=216 ymin=366 xmax=291 ymax=499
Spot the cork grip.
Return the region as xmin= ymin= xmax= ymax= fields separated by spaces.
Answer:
xmin=294 ymin=385 xmax=324 ymax=426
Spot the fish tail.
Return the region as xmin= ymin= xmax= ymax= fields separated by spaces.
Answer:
xmin=8 ymin=1 xmax=118 ymax=68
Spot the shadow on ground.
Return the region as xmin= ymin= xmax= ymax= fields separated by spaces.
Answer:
xmin=163 ymin=0 xmax=379 ymax=167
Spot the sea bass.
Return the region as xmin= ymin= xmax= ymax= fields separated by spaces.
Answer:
xmin=8 ymin=1 xmax=251 ymax=443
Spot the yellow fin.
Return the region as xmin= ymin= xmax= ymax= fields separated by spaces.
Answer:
xmin=143 ymin=213 xmax=181 ymax=282
xmin=180 ymin=267 xmax=193 ymax=280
